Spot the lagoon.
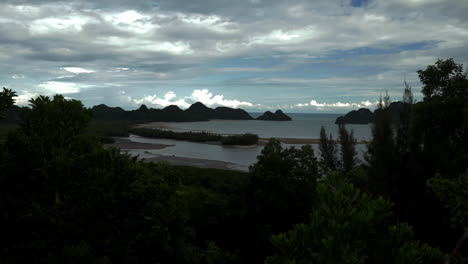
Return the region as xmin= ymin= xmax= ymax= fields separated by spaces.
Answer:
xmin=123 ymin=113 xmax=371 ymax=171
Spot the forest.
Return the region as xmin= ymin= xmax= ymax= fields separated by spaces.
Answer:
xmin=0 ymin=58 xmax=467 ymax=263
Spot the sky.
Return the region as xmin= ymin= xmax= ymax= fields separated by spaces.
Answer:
xmin=1 ymin=0 xmax=467 ymax=113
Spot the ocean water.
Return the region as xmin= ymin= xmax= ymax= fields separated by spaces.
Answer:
xmin=126 ymin=113 xmax=372 ymax=171
xmin=158 ymin=113 xmax=372 ymax=140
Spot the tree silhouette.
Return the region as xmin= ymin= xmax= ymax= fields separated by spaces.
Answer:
xmin=318 ymin=126 xmax=338 ymax=176
xmin=0 ymin=87 xmax=16 ymax=117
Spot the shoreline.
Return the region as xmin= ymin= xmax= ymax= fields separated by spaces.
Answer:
xmin=134 ymin=122 xmax=368 ymax=144
xmin=106 ymin=137 xmax=246 ymax=171
xmin=105 ymin=137 xmax=174 ymax=150
xmin=142 ymin=156 xmax=245 ymax=171
xmin=107 ymin=135 xmax=365 ymax=171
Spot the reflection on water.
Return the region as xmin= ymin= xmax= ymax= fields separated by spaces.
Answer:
xmin=157 ymin=113 xmax=372 ymax=141
xmin=126 ymin=135 xmax=263 ymax=171
xmin=124 ymin=134 xmax=367 ymax=171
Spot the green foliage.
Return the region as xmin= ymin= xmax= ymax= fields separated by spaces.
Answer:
xmin=2 ymin=57 xmax=468 ymax=264
xmin=0 ymin=87 xmax=16 ymax=115
xmin=365 ymin=93 xmax=396 ymax=198
xmin=318 ymin=126 xmax=338 ymax=175
xmin=428 ymin=171 xmax=468 ymax=229
xmin=202 ymin=241 xmax=239 ymax=264
xmin=20 ymin=94 xmax=93 ymax=150
xmin=395 ymin=82 xmax=416 ymax=154
xmin=266 ymin=174 xmax=445 ymax=264
xmin=131 ymin=127 xmax=259 ymax=146
xmin=245 ymin=139 xmax=319 ymax=262
xmin=0 ymin=122 xmax=18 ymax=142
xmin=131 ymin=127 xmax=222 ymax=142
xmin=338 ymin=124 xmax=358 ymax=173
xmin=221 ymin=133 xmax=259 ymax=145
xmin=84 ymin=120 xmax=129 ymax=143
xmin=417 ymin=58 xmax=468 ymax=100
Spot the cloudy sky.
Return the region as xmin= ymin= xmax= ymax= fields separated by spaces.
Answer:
xmin=1 ymin=0 xmax=467 ymax=112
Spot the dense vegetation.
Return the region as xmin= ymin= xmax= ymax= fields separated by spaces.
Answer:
xmin=130 ymin=127 xmax=259 ymax=146
xmin=221 ymin=133 xmax=259 ymax=146
xmin=0 ymin=59 xmax=467 ymax=263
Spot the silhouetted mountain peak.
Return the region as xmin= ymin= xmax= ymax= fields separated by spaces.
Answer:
xmin=188 ymin=102 xmax=209 ymax=111
xmin=256 ymin=110 xmax=291 ymax=121
xmin=92 ymin=104 xmax=125 ymax=112
xmin=335 ymin=101 xmax=408 ymax=124
xmin=138 ymin=104 xmax=148 ymax=111
xmin=91 ymin=102 xmax=255 ymax=122
xmin=335 ymin=108 xmax=374 ymax=124
xmin=163 ymin=105 xmax=182 ymax=112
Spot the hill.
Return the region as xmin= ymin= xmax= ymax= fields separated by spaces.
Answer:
xmin=335 ymin=101 xmax=406 ymax=124
xmin=256 ymin=110 xmax=292 ymax=121
xmin=92 ymin=102 xmax=254 ymax=122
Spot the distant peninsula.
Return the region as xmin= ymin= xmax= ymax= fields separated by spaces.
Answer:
xmin=335 ymin=101 xmax=405 ymax=124
xmin=3 ymin=102 xmax=293 ymax=123
xmin=92 ymin=102 xmax=254 ymax=122
xmin=256 ymin=110 xmax=292 ymax=121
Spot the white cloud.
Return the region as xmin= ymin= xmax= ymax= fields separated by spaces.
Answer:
xmin=131 ymin=89 xmax=254 ymax=109
xmin=215 ymin=41 xmax=237 ymax=53
xmin=296 ymin=99 xmax=376 ymax=111
xmin=179 ymin=13 xmax=239 ymax=33
xmin=63 ymin=67 xmax=95 ymax=74
xmin=248 ymin=26 xmax=317 ymax=45
xmin=38 ymin=81 xmax=93 ymax=94
xmin=12 ymin=74 xmax=25 ymax=79
xmin=191 ymin=89 xmax=253 ymax=108
xmin=363 ymin=14 xmax=386 ymax=22
xmin=29 ymin=16 xmax=96 ymax=35
xmin=13 ymin=91 xmax=39 ymax=105
xmin=103 ymin=10 xmax=157 ymax=34
xmin=95 ymin=37 xmax=193 ymax=55
xmin=133 ymin=91 xmax=191 ymax=108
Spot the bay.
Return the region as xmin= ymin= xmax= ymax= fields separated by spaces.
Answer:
xmin=126 ymin=113 xmax=372 ymax=171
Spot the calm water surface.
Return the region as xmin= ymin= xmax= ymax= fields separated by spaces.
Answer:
xmin=160 ymin=113 xmax=372 ymax=141
xmin=127 ymin=113 xmax=371 ymax=171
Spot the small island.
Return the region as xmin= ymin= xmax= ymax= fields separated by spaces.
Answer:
xmin=256 ymin=110 xmax=292 ymax=121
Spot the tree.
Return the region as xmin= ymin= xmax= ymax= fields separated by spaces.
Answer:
xmin=417 ymin=58 xmax=468 ymax=100
xmin=363 ymin=61 xmax=468 ymax=250
xmin=0 ymin=87 xmax=16 ymax=117
xmin=266 ymin=174 xmax=445 ymax=264
xmin=395 ymin=82 xmax=415 ymax=155
xmin=428 ymin=171 xmax=468 ymax=263
xmin=245 ymin=139 xmax=319 ymax=263
xmin=338 ymin=124 xmax=357 ymax=174
xmin=20 ymin=95 xmax=93 ymax=149
xmin=318 ymin=126 xmax=338 ymax=176
xmin=415 ymin=59 xmax=468 ymax=177
xmin=365 ymin=92 xmax=396 ymax=198
xmin=7 ymin=94 xmax=93 ymax=204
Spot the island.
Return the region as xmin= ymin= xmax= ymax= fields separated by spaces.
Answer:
xmin=256 ymin=110 xmax=292 ymax=121
xmin=92 ymin=102 xmax=254 ymax=122
xmin=335 ymin=101 xmax=405 ymax=124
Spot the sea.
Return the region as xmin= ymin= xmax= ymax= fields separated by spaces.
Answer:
xmin=125 ymin=113 xmax=372 ymax=171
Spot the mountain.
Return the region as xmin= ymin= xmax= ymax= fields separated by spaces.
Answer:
xmin=92 ymin=102 xmax=254 ymax=122
xmin=256 ymin=110 xmax=292 ymax=121
xmin=185 ymin=102 xmax=216 ymax=121
xmin=335 ymin=101 xmax=406 ymax=124
xmin=335 ymin=108 xmax=374 ymax=124
xmin=92 ymin=104 xmax=126 ymax=121
xmin=214 ymin=107 xmax=253 ymax=120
